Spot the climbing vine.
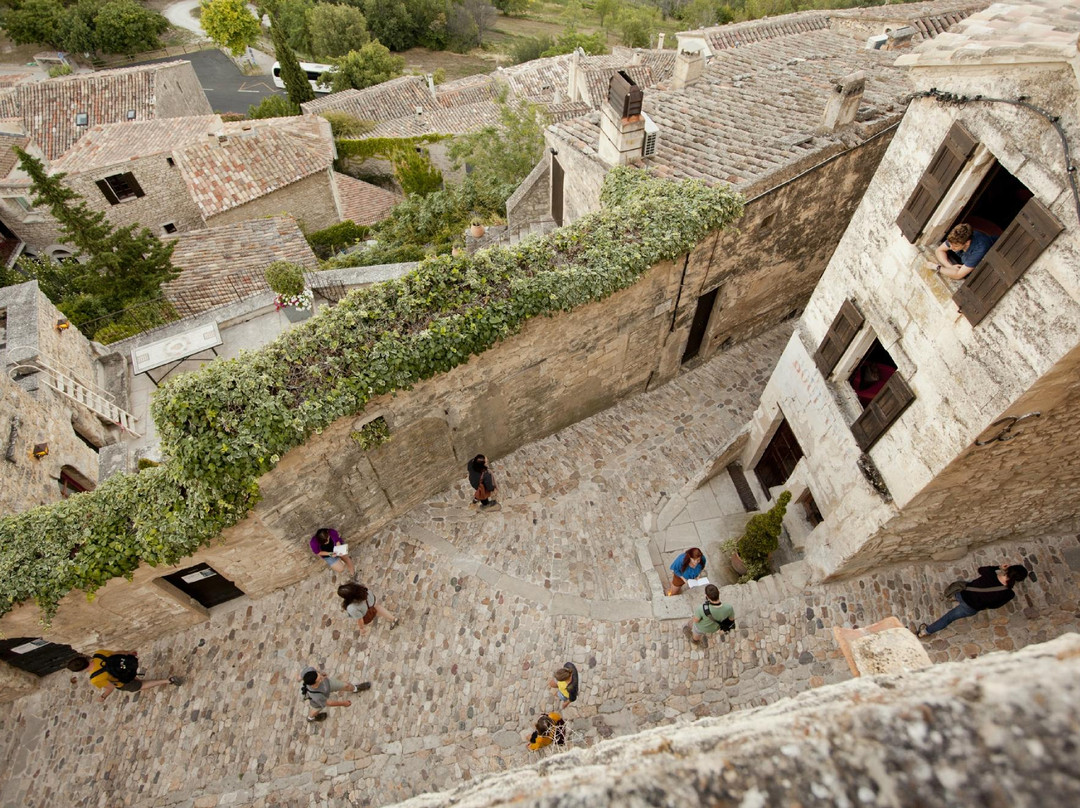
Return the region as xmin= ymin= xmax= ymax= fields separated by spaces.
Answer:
xmin=0 ymin=168 xmax=744 ymax=622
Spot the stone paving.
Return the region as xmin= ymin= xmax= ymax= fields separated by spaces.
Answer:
xmin=1 ymin=322 xmax=1079 ymax=808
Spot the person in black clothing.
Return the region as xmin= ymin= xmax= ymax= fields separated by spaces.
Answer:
xmin=467 ymin=454 xmax=499 ymax=510
xmin=918 ymin=563 xmax=1029 ymax=637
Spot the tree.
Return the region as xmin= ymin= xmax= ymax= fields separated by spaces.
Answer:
xmin=448 ymin=97 xmax=546 ymax=204
xmin=617 ymin=5 xmax=658 ymax=49
xmin=446 ymin=0 xmax=494 ymax=51
xmin=200 ymin=0 xmax=261 ymax=56
xmin=93 ymin=0 xmax=168 ymax=56
xmin=247 ymin=94 xmax=300 ymax=118
xmin=491 ymin=0 xmax=529 ymax=15
xmin=261 ymin=0 xmax=314 ymax=55
xmin=361 ymin=0 xmax=417 ymax=52
xmin=307 ymin=3 xmax=369 ymax=60
xmin=269 ymin=11 xmax=314 ymax=106
xmin=324 ymin=42 xmax=404 ymax=93
xmin=594 ymin=0 xmax=618 ymax=27
xmin=2 ymin=0 xmax=66 ymax=48
xmin=541 ymin=26 xmax=607 ymax=57
xmin=13 ymin=147 xmax=178 ymax=315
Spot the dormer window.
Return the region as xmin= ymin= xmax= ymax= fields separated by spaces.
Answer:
xmin=96 ymin=172 xmax=144 ymax=204
xmin=75 ymin=112 xmax=88 ymax=126
xmin=126 ymin=110 xmax=136 ymax=120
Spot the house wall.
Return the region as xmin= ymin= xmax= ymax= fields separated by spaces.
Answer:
xmin=545 ymin=131 xmax=606 ymax=225
xmin=0 ymin=197 xmax=65 ymax=255
xmin=207 ymin=171 xmax=340 ymax=232
xmin=152 ymin=62 xmax=215 ymax=119
xmin=741 ymin=62 xmax=1080 ymax=578
xmin=506 ymin=157 xmax=551 ymax=236
xmin=67 ymin=154 xmax=206 ymax=236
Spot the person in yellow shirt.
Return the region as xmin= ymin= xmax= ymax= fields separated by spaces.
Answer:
xmin=526 ymin=713 xmax=565 ymax=750
xmin=67 ymin=650 xmax=181 ymax=702
xmin=547 ymin=662 xmax=579 ymax=709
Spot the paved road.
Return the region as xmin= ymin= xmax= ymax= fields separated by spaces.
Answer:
xmin=0 ymin=323 xmax=1077 ymax=808
xmin=130 ymin=48 xmax=281 ymax=115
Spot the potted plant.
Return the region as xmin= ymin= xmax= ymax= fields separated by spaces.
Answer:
xmin=729 ymin=491 xmax=791 ymax=582
xmin=469 ymin=218 xmax=485 ymax=239
xmin=264 ymin=261 xmax=314 ymax=322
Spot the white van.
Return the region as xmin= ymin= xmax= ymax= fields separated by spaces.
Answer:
xmin=271 ymin=61 xmax=334 ymax=94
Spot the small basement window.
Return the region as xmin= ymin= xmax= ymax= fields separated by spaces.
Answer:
xmin=848 ymin=339 xmax=897 ymax=410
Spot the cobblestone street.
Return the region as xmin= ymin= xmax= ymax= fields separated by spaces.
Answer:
xmin=1 ymin=323 xmax=1078 ymax=808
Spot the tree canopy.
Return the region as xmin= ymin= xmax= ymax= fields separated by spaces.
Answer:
xmin=200 ymin=0 xmax=261 ymax=56
xmin=323 ymin=42 xmax=405 ymax=93
xmin=2 ymin=0 xmax=168 ymax=55
xmin=269 ymin=11 xmax=314 ymax=106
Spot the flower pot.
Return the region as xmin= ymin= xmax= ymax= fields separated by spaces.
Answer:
xmin=729 ymin=552 xmax=747 ymax=577
xmin=470 ymin=224 xmax=485 ymax=238
xmin=283 ymin=305 xmax=312 ymax=323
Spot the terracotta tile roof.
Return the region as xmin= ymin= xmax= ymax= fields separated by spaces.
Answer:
xmin=435 ymin=74 xmax=499 ymax=107
xmin=174 ymin=116 xmax=335 ymax=218
xmin=551 ymin=28 xmax=911 ymax=189
xmin=50 ymin=116 xmax=222 ymax=174
xmin=546 ymin=100 xmax=593 ymax=123
xmin=688 ymin=12 xmax=831 ymax=53
xmin=0 ymin=91 xmax=17 ymax=120
xmin=360 ymin=100 xmax=505 ymax=137
xmin=0 ymin=74 xmax=35 ymax=89
xmin=829 ymin=0 xmax=991 ymax=39
xmin=899 ymin=0 xmax=1079 ymax=64
xmin=301 ymin=75 xmax=436 ymax=119
xmin=164 ymin=217 xmax=318 ymax=316
xmin=8 ymin=61 xmax=210 ymax=161
xmin=497 ymin=54 xmax=574 ymax=102
xmin=334 ymin=172 xmax=400 ymax=225
xmin=579 ymin=64 xmax=670 ymax=110
xmin=0 ymin=132 xmax=30 ymax=179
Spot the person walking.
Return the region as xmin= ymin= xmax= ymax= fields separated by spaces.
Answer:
xmin=309 ymin=527 xmax=356 ymax=577
xmin=684 ymin=584 xmax=734 ymax=645
xmin=337 ymin=582 xmax=398 ymax=632
xmin=547 ymin=662 xmax=579 ymax=710
xmin=917 ymin=563 xmax=1029 ymax=637
xmin=67 ymin=650 xmax=181 ymax=702
xmin=467 ymin=454 xmax=500 ymax=511
xmin=667 ymin=547 xmax=706 ymax=596
xmin=300 ymin=666 xmax=371 ymax=722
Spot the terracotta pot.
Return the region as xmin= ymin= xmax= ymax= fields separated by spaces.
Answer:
xmin=729 ymin=552 xmax=747 ymax=576
xmin=470 ymin=224 xmax=485 ymax=238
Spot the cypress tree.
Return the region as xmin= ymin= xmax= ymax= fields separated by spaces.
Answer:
xmin=270 ymin=14 xmax=314 ymax=108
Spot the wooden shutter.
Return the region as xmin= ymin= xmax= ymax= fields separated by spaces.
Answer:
xmin=122 ymin=172 xmax=145 ymax=198
xmin=851 ymin=372 xmax=915 ymax=451
xmin=896 ymin=121 xmax=977 ymax=242
xmin=95 ymin=179 xmax=119 ymax=205
xmin=953 ymin=197 xmax=1063 ymax=326
xmin=813 ymin=299 xmax=864 ymax=376
xmin=551 ymin=156 xmax=564 ymax=226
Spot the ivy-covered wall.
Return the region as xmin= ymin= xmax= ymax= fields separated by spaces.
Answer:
xmin=0 ymin=169 xmax=744 ymax=650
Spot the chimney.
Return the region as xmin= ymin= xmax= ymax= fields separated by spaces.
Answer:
xmin=671 ymin=49 xmax=705 ymax=90
xmin=820 ymin=71 xmax=865 ymax=132
xmin=426 ymin=73 xmax=436 ymax=95
xmin=657 ymin=32 xmax=666 ymax=50
xmin=882 ymin=26 xmax=917 ymax=50
xmin=598 ymin=71 xmax=647 ymax=166
xmin=567 ymin=47 xmax=583 ymax=103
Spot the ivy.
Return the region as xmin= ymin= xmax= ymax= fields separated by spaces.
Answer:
xmin=0 ymin=168 xmax=744 ymax=622
xmin=336 ymin=135 xmax=447 ymax=164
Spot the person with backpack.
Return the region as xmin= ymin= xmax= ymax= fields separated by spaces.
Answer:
xmin=917 ymin=563 xmax=1029 ymax=637
xmin=467 ymin=454 xmax=499 ymax=511
xmin=684 ymin=584 xmax=734 ymax=646
xmin=525 ymin=712 xmax=566 ymax=750
xmin=547 ymin=662 xmax=579 ymax=710
xmin=300 ymin=666 xmax=371 ymax=722
xmin=66 ymin=650 xmax=181 ymax=701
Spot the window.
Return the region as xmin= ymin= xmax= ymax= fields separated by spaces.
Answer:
xmin=896 ymin=121 xmax=977 ymax=242
xmin=754 ymin=416 xmax=804 ymax=495
xmin=95 ymin=172 xmax=144 ymax=204
xmin=798 ymin=490 xmax=823 ymax=528
xmin=847 ymin=340 xmax=914 ymax=451
xmin=813 ymin=299 xmax=864 ymax=377
xmin=11 ymin=196 xmax=33 ymax=212
xmin=59 ymin=467 xmax=94 ymax=498
xmin=75 ymin=112 xmax=88 ymax=126
xmin=162 ymin=222 xmax=177 ymax=234
xmin=166 ymin=156 xmax=175 ymax=167
xmin=848 ymin=339 xmax=896 ymax=409
xmin=126 ymin=109 xmax=136 ymax=120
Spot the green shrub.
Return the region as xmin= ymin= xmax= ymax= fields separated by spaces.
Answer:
xmin=137 ymin=458 xmax=160 ymax=471
xmin=247 ymin=95 xmax=300 ymax=120
xmin=306 ymin=220 xmax=372 ymax=260
xmin=47 ymin=63 xmax=73 ymax=78
xmin=0 ymin=167 xmax=744 ymax=621
xmin=263 ymin=261 xmax=307 ymax=297
xmin=320 ymin=112 xmax=375 ymax=139
xmin=736 ymin=491 xmax=790 ymax=581
xmin=321 ymin=242 xmax=426 ymax=268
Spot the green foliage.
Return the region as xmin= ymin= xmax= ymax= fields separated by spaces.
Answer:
xmin=2 ymin=0 xmax=167 ymax=54
xmin=509 ymin=35 xmax=552 ymax=65
xmin=4 ymin=0 xmax=66 ymax=48
xmin=541 ymin=28 xmax=607 ymax=57
xmin=617 ymin=4 xmax=659 ymax=49
xmin=0 ymin=168 xmax=744 ymax=621
xmin=307 ymin=3 xmax=369 ymax=60
xmin=263 ymin=260 xmax=307 ymax=297
xmin=47 ymin=63 xmax=73 ymax=78
xmin=305 ymin=220 xmax=372 ymax=259
xmin=736 ymin=491 xmax=790 ymax=581
xmin=247 ymin=94 xmax=300 ymax=119
xmin=269 ymin=10 xmax=315 ymax=106
xmin=201 ymin=0 xmax=261 ymax=56
xmin=94 ymin=0 xmax=168 ymax=55
xmin=137 ymin=458 xmax=161 ymax=471
xmin=320 ymin=112 xmax=375 ymax=139
xmin=261 ymin=0 xmax=314 ymax=55
xmin=362 ymin=0 xmax=447 ymax=52
xmin=321 ymin=241 xmax=426 ymax=268
xmin=350 ymin=417 xmax=390 ymax=450
xmin=446 ymin=0 xmax=495 ymax=51
xmin=594 ymin=0 xmax=618 ymax=27
xmin=431 ymin=68 xmax=445 ymax=85
xmin=491 ymin=0 xmax=529 ymax=14
xmin=393 ymin=149 xmax=443 ymax=197
xmin=324 ymin=41 xmax=405 ymax=93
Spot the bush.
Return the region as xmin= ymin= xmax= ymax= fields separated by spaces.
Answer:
xmin=47 ymin=63 xmax=73 ymax=78
xmin=0 ymin=168 xmax=744 ymax=621
xmin=320 ymin=112 xmax=375 ymax=139
xmin=736 ymin=491 xmax=790 ymax=581
xmin=306 ymin=220 xmax=371 ymax=259
xmin=247 ymin=95 xmax=300 ymax=119
xmin=263 ymin=260 xmax=307 ymax=297
xmin=321 ymin=241 xmax=426 ymax=268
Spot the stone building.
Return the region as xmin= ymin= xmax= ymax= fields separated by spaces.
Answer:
xmin=736 ymin=0 xmax=1080 ymax=580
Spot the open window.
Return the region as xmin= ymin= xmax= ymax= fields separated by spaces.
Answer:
xmin=59 ymin=466 xmax=94 ymax=497
xmin=96 ymin=172 xmax=145 ymax=205
xmin=847 ymin=339 xmax=914 ymax=451
xmin=848 ymin=339 xmax=897 ymax=410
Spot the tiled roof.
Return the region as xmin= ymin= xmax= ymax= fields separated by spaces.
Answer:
xmin=579 ymin=64 xmax=670 ymax=110
xmin=362 ymin=100 xmax=505 ymax=138
xmin=687 ymin=12 xmax=830 ymax=53
xmin=302 ymin=75 xmax=436 ymax=119
xmin=164 ymin=217 xmax=318 ymax=316
xmin=435 ymin=74 xmax=499 ymax=107
xmin=334 ymin=172 xmax=400 ymax=225
xmin=0 ymin=91 xmax=17 ymax=119
xmin=174 ymin=116 xmax=335 ymax=218
xmin=50 ymin=116 xmax=221 ymax=174
xmin=0 ymin=132 xmax=29 ymax=179
xmin=497 ymin=54 xmax=574 ymax=102
xmin=829 ymin=1 xmax=991 ymax=39
xmin=551 ymin=28 xmax=911 ymax=189
xmin=9 ymin=61 xmax=208 ymax=161
xmin=546 ymin=100 xmax=593 ymax=123
xmin=0 ymin=74 xmax=35 ymax=89
xmin=899 ymin=0 xmax=1080 ymax=64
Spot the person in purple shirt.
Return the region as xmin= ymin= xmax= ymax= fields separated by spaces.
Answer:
xmin=933 ymin=223 xmax=998 ymax=280
xmin=310 ymin=527 xmax=356 ymax=577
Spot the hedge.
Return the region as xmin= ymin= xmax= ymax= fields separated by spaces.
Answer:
xmin=0 ymin=168 xmax=744 ymax=622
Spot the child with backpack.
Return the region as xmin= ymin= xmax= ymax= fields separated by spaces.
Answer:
xmin=547 ymin=662 xmax=579 ymax=710
xmin=67 ymin=650 xmax=182 ymax=701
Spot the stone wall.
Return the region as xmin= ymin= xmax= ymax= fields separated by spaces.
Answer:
xmin=389 ymin=634 xmax=1080 ymax=808
xmin=0 ymin=197 xmax=66 ymax=256
xmin=207 ymin=170 xmax=340 ymax=233
xmin=741 ymin=61 xmax=1080 ymax=577
xmin=153 ymin=62 xmax=215 ymax=119
xmin=506 ymin=157 xmax=551 ymax=234
xmin=67 ymin=154 xmax=205 ymax=236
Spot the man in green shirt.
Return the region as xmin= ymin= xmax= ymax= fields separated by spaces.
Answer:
xmin=685 ymin=584 xmax=734 ymax=645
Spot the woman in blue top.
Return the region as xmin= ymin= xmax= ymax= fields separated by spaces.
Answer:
xmin=667 ymin=547 xmax=706 ymax=596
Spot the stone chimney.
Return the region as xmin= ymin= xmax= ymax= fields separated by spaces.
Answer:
xmin=657 ymin=32 xmax=665 ymax=50
xmin=567 ymin=47 xmax=583 ymax=103
xmin=598 ymin=71 xmax=647 ymax=166
xmin=426 ymin=73 xmax=436 ymax=95
xmin=820 ymin=71 xmax=865 ymax=132
xmin=671 ymin=49 xmax=705 ymax=90
xmin=882 ymin=26 xmax=917 ymax=51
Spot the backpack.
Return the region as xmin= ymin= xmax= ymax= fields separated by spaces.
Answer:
xmin=91 ymin=652 xmax=139 ymax=685
xmin=562 ymin=661 xmax=579 ymax=703
xmin=702 ymin=603 xmax=736 ymax=633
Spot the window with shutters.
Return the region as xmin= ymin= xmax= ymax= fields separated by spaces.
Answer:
xmin=813 ymin=299 xmax=864 ymax=377
xmin=845 ymin=339 xmax=913 ymax=451
xmin=897 ymin=121 xmax=977 ymax=242
xmin=96 ymin=172 xmax=145 ymax=204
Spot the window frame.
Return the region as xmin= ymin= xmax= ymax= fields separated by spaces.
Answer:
xmin=96 ymin=172 xmax=145 ymax=205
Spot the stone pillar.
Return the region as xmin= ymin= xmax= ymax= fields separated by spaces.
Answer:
xmin=820 ymin=71 xmax=865 ymax=132
xmin=672 ymin=49 xmax=705 ymax=91
xmin=599 ymin=105 xmax=647 ymax=166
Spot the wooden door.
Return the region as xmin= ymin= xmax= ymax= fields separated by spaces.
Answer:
xmin=754 ymin=418 xmax=804 ymax=496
